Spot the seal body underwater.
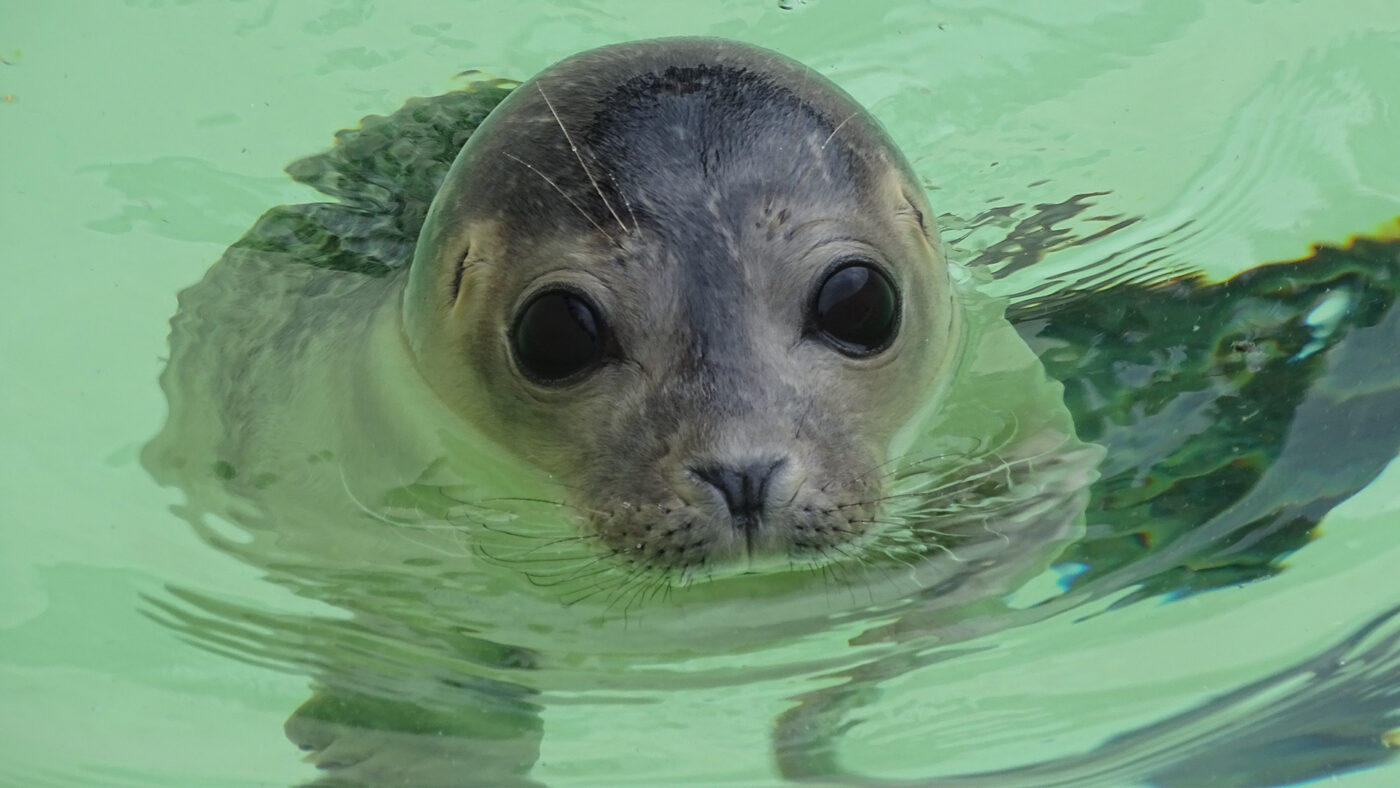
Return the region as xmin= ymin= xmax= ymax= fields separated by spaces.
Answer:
xmin=145 ymin=37 xmax=1094 ymax=587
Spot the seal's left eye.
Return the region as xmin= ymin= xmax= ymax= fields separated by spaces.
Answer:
xmin=812 ymin=263 xmax=899 ymax=356
xmin=511 ymin=289 xmax=606 ymax=384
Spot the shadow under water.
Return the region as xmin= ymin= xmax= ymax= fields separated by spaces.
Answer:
xmin=142 ymin=82 xmax=1400 ymax=786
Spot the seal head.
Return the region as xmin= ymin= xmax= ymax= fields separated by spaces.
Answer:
xmin=403 ymin=38 xmax=961 ymax=576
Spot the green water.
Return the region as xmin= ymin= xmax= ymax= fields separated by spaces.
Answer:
xmin=5 ymin=2 xmax=1400 ymax=786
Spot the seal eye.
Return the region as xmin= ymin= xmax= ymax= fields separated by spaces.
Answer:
xmin=812 ymin=263 xmax=899 ymax=356
xmin=511 ymin=289 xmax=606 ymax=384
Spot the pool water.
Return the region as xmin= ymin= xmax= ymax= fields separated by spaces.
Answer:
xmin=5 ymin=2 xmax=1400 ymax=786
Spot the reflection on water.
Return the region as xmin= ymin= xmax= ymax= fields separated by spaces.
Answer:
xmin=81 ymin=158 xmax=292 ymax=243
xmin=141 ymin=72 xmax=1400 ymax=788
xmin=776 ymin=602 xmax=1400 ymax=787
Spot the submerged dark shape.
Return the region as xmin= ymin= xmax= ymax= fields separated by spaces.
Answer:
xmin=144 ymin=40 xmax=1400 ymax=788
xmin=1024 ymin=239 xmax=1400 ymax=603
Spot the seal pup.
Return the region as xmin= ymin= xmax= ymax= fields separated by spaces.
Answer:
xmin=146 ymin=38 xmax=1096 ymax=605
xmin=140 ymin=36 xmax=1400 ymax=788
xmin=143 ymin=37 xmax=1101 ymax=787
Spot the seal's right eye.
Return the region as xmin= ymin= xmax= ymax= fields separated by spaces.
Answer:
xmin=511 ymin=289 xmax=606 ymax=384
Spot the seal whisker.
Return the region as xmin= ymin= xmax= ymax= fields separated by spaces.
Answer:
xmin=866 ymin=545 xmax=928 ymax=576
xmin=600 ymin=562 xmax=658 ymax=620
xmin=782 ymin=477 xmax=807 ymax=508
xmin=536 ymin=82 xmax=631 ymax=236
xmin=337 ymin=466 xmax=410 ymax=526
xmin=824 ymin=540 xmax=871 ymax=578
xmin=479 ymin=543 xmax=597 ymax=565
xmin=523 ymin=544 xmax=623 ymax=575
xmin=827 ymin=449 xmax=967 ymax=495
xmin=528 ymin=556 xmax=625 ymax=590
xmin=925 ymin=540 xmax=967 ymax=563
xmin=843 ymin=546 xmax=892 ymax=604
xmin=502 ymin=151 xmax=610 ymax=236
xmin=475 ymin=522 xmax=592 ymax=546
xmin=643 ymin=570 xmax=674 ymax=606
xmin=605 ymin=168 xmax=639 ymax=235
xmin=874 ymin=449 xmax=1046 ymax=504
xmin=819 ymin=111 xmax=859 ymax=152
xmin=477 ymin=495 xmax=610 ymax=519
xmin=371 ymin=511 xmax=458 ymax=531
xmin=619 ymin=571 xmax=666 ymax=625
xmin=531 ymin=568 xmax=625 ymax=592
xmin=827 ymin=555 xmax=860 ymax=604
xmin=398 ymin=528 xmax=472 ymax=558
xmin=619 ymin=575 xmax=656 ymax=623
xmin=557 ymin=573 xmax=629 ymax=606
xmin=550 ymin=572 xmax=629 ymax=603
xmin=813 ymin=560 xmax=841 ymax=603
xmin=337 ymin=468 xmax=479 ymax=557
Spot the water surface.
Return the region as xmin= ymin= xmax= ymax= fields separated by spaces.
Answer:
xmin=4 ymin=2 xmax=1400 ymax=786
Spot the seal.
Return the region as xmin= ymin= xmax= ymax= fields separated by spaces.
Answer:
xmin=139 ymin=37 xmax=1400 ymax=787
xmin=141 ymin=38 xmax=1102 ymax=786
xmin=145 ymin=37 xmax=1095 ymax=598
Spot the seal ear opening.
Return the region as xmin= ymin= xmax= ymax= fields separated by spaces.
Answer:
xmin=899 ymin=190 xmax=932 ymax=241
xmin=449 ymin=235 xmax=493 ymax=311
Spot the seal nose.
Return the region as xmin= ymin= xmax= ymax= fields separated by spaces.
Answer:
xmin=691 ymin=458 xmax=787 ymax=525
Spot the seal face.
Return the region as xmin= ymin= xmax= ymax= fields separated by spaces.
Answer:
xmin=402 ymin=39 xmax=962 ymax=577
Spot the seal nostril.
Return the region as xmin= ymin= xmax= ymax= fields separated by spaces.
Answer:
xmin=691 ymin=458 xmax=787 ymax=526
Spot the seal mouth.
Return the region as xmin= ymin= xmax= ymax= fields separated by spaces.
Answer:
xmin=741 ymin=513 xmax=761 ymax=560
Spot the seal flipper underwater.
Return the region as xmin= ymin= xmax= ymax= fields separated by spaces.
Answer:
xmin=142 ymin=37 xmax=1400 ymax=786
